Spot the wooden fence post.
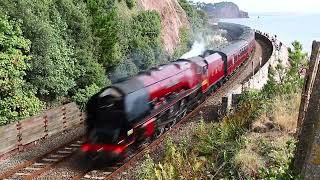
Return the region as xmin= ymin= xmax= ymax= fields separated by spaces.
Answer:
xmin=296 ymin=42 xmax=320 ymax=135
xmin=294 ymin=41 xmax=320 ymax=178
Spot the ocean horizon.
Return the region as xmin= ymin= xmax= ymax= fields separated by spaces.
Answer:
xmin=220 ymin=13 xmax=320 ymax=53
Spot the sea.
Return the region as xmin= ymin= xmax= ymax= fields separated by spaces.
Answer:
xmin=220 ymin=13 xmax=320 ymax=53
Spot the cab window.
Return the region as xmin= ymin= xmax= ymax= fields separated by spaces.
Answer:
xmin=203 ymin=66 xmax=208 ymax=75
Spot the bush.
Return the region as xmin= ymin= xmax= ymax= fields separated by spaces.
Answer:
xmin=139 ymin=154 xmax=157 ymax=180
xmin=125 ymin=0 xmax=136 ymax=9
xmin=109 ymin=58 xmax=139 ymax=83
xmin=258 ymin=137 xmax=298 ymax=179
xmin=0 ymin=14 xmax=43 ymax=125
xmin=139 ymin=138 xmax=206 ymax=180
xmin=172 ymin=27 xmax=193 ymax=59
xmin=72 ymin=83 xmax=104 ymax=109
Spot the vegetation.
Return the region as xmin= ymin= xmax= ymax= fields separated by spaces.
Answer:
xmin=0 ymin=0 xmax=172 ymax=125
xmin=0 ymin=13 xmax=44 ymax=125
xmin=178 ymin=0 xmax=208 ymax=30
xmin=263 ymin=40 xmax=308 ymax=97
xmin=139 ymin=41 xmax=307 ymax=179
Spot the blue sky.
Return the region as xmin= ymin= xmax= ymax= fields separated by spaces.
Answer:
xmin=192 ymin=0 xmax=320 ymax=13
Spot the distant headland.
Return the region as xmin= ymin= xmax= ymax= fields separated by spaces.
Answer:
xmin=194 ymin=1 xmax=249 ymax=19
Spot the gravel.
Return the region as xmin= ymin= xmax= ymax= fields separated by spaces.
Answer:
xmin=0 ymin=126 xmax=85 ymax=177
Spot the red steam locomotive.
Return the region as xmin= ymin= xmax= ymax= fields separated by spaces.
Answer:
xmin=81 ymin=23 xmax=256 ymax=160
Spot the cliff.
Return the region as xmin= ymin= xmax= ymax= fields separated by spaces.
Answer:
xmin=137 ymin=0 xmax=190 ymax=54
xmin=200 ymin=2 xmax=249 ymax=19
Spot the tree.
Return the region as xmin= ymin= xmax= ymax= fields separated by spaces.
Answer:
xmin=130 ymin=10 xmax=164 ymax=70
xmin=0 ymin=14 xmax=43 ymax=125
xmin=0 ymin=0 xmax=108 ymax=104
xmin=262 ymin=41 xmax=308 ymax=97
xmin=287 ymin=41 xmax=308 ymax=87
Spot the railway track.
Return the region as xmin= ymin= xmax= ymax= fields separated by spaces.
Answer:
xmin=0 ymin=137 xmax=84 ymax=180
xmin=0 ymin=33 xmax=273 ymax=180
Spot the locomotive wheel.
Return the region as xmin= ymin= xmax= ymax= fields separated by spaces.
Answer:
xmin=181 ymin=110 xmax=187 ymax=118
xmin=179 ymin=99 xmax=186 ymax=110
xmin=153 ymin=126 xmax=165 ymax=139
xmin=168 ymin=118 xmax=177 ymax=129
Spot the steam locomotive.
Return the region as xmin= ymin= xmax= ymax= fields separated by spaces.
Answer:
xmin=81 ymin=23 xmax=256 ymax=160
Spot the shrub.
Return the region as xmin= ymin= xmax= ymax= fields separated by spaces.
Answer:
xmin=140 ymin=138 xmax=206 ymax=180
xmin=172 ymin=27 xmax=193 ymax=59
xmin=125 ymin=0 xmax=136 ymax=9
xmin=72 ymin=83 xmax=105 ymax=109
xmin=258 ymin=136 xmax=298 ymax=179
xmin=262 ymin=41 xmax=307 ymax=97
xmin=139 ymin=154 xmax=157 ymax=180
xmin=130 ymin=10 xmax=164 ymax=70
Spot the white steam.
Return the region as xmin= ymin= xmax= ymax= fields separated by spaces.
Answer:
xmin=180 ymin=31 xmax=229 ymax=59
xmin=180 ymin=40 xmax=206 ymax=59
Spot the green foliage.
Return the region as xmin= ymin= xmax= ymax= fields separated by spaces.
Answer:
xmin=0 ymin=0 xmax=108 ymax=104
xmin=193 ymin=95 xmax=263 ymax=178
xmin=172 ymin=27 xmax=193 ymax=60
xmin=125 ymin=0 xmax=136 ymax=9
xmin=178 ymin=0 xmax=207 ymax=30
xmin=130 ymin=10 xmax=164 ymax=70
xmin=175 ymin=0 xmax=208 ymax=59
xmin=139 ymin=154 xmax=157 ymax=180
xmin=132 ymin=11 xmax=161 ymax=40
xmin=109 ymin=58 xmax=139 ymax=82
xmin=93 ymin=7 xmax=124 ymax=70
xmin=262 ymin=41 xmax=307 ymax=98
xmin=0 ymin=14 xmax=43 ymax=125
xmin=0 ymin=0 xmax=169 ymax=124
xmin=258 ymin=138 xmax=299 ymax=179
xmin=72 ymin=83 xmax=104 ymax=109
xmin=139 ymin=138 xmax=206 ymax=180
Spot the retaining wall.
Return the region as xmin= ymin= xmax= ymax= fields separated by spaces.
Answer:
xmin=0 ymin=103 xmax=84 ymax=157
xmin=224 ymin=31 xmax=287 ymax=111
xmin=243 ymin=31 xmax=288 ymax=90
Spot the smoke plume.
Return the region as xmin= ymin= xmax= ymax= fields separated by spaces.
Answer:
xmin=180 ymin=30 xmax=229 ymax=59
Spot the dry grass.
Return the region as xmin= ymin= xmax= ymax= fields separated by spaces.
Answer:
xmin=252 ymin=93 xmax=300 ymax=134
xmin=271 ymin=93 xmax=301 ymax=133
xmin=235 ymin=149 xmax=264 ymax=177
xmin=252 ymin=113 xmax=276 ymax=133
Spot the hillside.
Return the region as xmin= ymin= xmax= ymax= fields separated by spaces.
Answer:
xmin=199 ymin=2 xmax=249 ymax=18
xmin=138 ymin=0 xmax=190 ymax=54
